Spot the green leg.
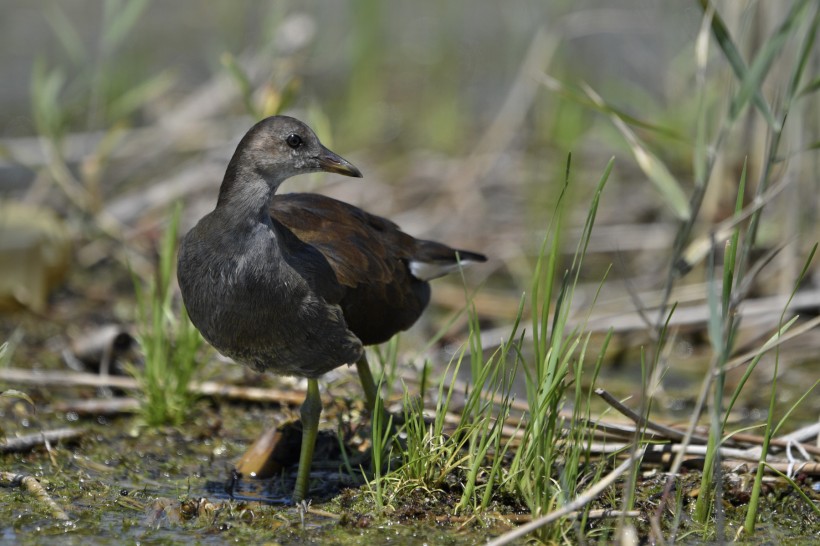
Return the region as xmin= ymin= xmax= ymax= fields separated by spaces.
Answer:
xmin=355 ymin=354 xmax=379 ymax=414
xmin=293 ymin=378 xmax=321 ymax=503
xmin=356 ymin=353 xmax=392 ymax=446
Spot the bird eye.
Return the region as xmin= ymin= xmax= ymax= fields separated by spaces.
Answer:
xmin=285 ymin=134 xmax=303 ymax=149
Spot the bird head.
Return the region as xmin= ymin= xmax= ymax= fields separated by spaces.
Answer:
xmin=239 ymin=115 xmax=363 ymax=182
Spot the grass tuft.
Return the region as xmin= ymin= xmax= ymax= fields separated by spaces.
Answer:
xmin=362 ymin=155 xmax=614 ymax=541
xmin=131 ymin=203 xmax=203 ymax=427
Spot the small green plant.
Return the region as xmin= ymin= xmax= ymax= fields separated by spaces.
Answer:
xmin=364 ymin=323 xmax=520 ymax=515
xmin=32 ymin=0 xmax=173 ymax=219
xmin=657 ymin=1 xmax=820 ymax=538
xmin=532 ymin=2 xmax=819 ymax=541
xmin=0 ymin=388 xmax=37 ymax=440
xmin=363 ymin=156 xmax=614 ymax=539
xmin=132 ymin=203 xmax=203 ymax=427
xmin=741 ymin=245 xmax=820 ymax=532
xmin=504 ymin=157 xmax=612 ymax=542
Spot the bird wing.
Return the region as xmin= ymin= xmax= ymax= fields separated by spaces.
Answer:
xmin=269 ymin=192 xmax=486 ymax=345
xmin=269 ymin=192 xmax=414 ymax=288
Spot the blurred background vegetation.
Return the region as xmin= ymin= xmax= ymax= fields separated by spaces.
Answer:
xmin=1 ymin=0 xmax=818 ymax=419
xmin=1 ymin=0 xmax=818 ymax=408
xmin=1 ymin=0 xmax=819 ymax=541
xmin=2 ymin=0 xmax=817 ymax=381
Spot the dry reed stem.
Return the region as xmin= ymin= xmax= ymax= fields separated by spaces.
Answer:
xmin=0 ymin=367 xmax=324 ymax=406
xmin=0 ymin=428 xmax=85 ymax=453
xmin=0 ymin=472 xmax=70 ymax=521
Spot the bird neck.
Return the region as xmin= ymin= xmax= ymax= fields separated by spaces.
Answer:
xmin=216 ymin=152 xmax=283 ymax=222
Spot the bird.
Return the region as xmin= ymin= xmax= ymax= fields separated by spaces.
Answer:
xmin=177 ymin=115 xmax=486 ymax=502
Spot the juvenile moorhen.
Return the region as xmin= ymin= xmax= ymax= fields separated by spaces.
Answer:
xmin=177 ymin=115 xmax=486 ymax=502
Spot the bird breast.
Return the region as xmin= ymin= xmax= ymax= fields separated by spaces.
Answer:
xmin=178 ymin=218 xmax=363 ymax=378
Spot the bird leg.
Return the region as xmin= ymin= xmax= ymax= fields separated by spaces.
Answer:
xmin=355 ymin=354 xmax=395 ymax=466
xmin=293 ymin=378 xmax=321 ymax=503
xmin=355 ymin=354 xmax=379 ymax=414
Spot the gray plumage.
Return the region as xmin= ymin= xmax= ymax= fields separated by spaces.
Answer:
xmin=177 ymin=115 xmax=486 ymax=380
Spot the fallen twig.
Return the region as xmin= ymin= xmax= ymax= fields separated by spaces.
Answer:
xmin=0 ymin=428 xmax=86 ymax=453
xmin=590 ymin=441 xmax=796 ymax=466
xmin=0 ymin=367 xmax=320 ymax=406
xmin=478 ymin=508 xmax=640 ymax=526
xmin=306 ymin=506 xmax=341 ymax=519
xmin=732 ymin=429 xmax=820 ymax=457
xmin=50 ymin=398 xmax=140 ymax=415
xmin=485 ymin=450 xmax=643 ymax=546
xmin=193 ymin=380 xmax=311 ymax=406
xmin=722 ymin=460 xmax=820 ymax=477
xmin=778 ymin=421 xmax=820 ymax=443
xmin=595 ymin=388 xmax=710 ymax=444
xmin=0 ymin=368 xmax=135 ymax=389
xmin=0 ymin=472 xmax=70 ymax=521
xmin=474 ymin=288 xmax=820 ymax=355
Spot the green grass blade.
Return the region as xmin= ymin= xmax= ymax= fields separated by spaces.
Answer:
xmin=222 ymin=53 xmax=260 ymax=119
xmin=43 ymin=3 xmax=87 ymax=64
xmin=108 ymin=71 xmax=176 ymax=122
xmin=721 ymin=317 xmax=798 ymax=430
xmin=799 ymin=76 xmax=820 ymax=97
xmin=773 ymin=378 xmax=820 ymax=436
xmin=535 ymin=72 xmax=685 ymax=141
xmin=102 ymin=0 xmax=151 ymax=55
xmin=582 ymin=83 xmax=690 ymax=220
xmin=763 ymin=464 xmax=820 ymax=517
xmin=698 ymin=0 xmax=776 ymax=126
xmin=31 ymin=59 xmax=66 ymax=141
xmin=729 ymin=0 xmax=811 ymax=123
xmin=744 ymin=243 xmax=817 ymax=533
xmin=693 ymin=6 xmax=712 ymax=188
xmin=789 ymin=7 xmax=819 ymax=101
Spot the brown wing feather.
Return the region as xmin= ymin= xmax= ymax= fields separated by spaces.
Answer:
xmin=269 ymin=193 xmax=430 ymax=345
xmin=271 ymin=193 xmax=414 ymax=285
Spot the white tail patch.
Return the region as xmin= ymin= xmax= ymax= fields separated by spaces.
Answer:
xmin=409 ymin=259 xmax=480 ymax=281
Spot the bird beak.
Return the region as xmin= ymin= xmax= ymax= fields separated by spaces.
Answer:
xmin=317 ymin=146 xmax=363 ymax=178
